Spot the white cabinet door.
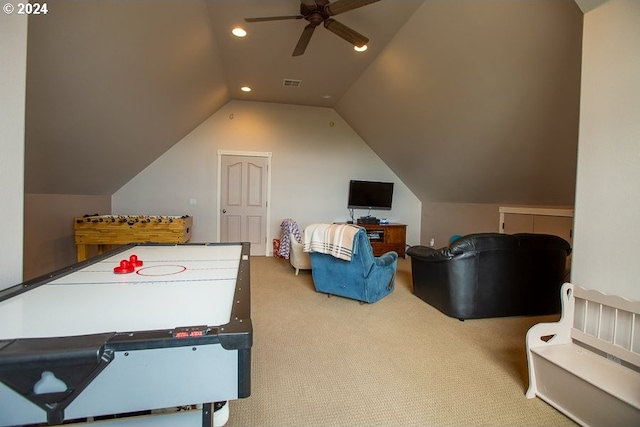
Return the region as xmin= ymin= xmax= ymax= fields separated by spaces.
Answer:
xmin=500 ymin=207 xmax=573 ymax=244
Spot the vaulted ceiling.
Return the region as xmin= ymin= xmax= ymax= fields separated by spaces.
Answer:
xmin=24 ymin=0 xmax=588 ymax=206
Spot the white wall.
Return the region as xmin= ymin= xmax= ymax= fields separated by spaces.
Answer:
xmin=113 ymin=101 xmax=421 ymax=254
xmin=572 ymin=0 xmax=640 ymax=300
xmin=0 ymin=13 xmax=27 ymax=290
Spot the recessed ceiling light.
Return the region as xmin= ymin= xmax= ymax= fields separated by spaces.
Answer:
xmin=354 ymin=44 xmax=368 ymax=52
xmin=232 ymin=27 xmax=247 ymax=38
xmin=322 ymin=94 xmax=332 ymax=99
xmin=240 ymin=86 xmax=252 ymax=92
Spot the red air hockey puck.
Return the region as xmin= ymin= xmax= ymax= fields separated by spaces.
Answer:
xmin=114 ymin=260 xmax=134 ymax=274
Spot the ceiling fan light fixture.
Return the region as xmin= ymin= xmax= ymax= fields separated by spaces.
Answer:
xmin=232 ymin=27 xmax=247 ymax=37
xmin=354 ymin=44 xmax=368 ymax=52
xmin=243 ymin=0 xmax=380 ymax=57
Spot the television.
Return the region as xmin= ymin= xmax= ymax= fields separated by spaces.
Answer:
xmin=347 ymin=180 xmax=394 ymax=210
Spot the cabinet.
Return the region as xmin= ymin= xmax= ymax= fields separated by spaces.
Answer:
xmin=358 ymin=223 xmax=407 ymax=257
xmin=499 ymin=207 xmax=574 ymax=244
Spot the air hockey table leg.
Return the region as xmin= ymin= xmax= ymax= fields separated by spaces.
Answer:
xmin=203 ymin=401 xmax=229 ymax=427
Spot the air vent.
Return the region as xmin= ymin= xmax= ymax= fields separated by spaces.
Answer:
xmin=283 ymin=79 xmax=302 ymax=88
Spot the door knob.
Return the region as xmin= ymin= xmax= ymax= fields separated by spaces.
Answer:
xmin=222 ymin=209 xmax=227 ymax=213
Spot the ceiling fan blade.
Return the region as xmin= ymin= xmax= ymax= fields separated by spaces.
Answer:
xmin=293 ymin=24 xmax=316 ymax=57
xmin=326 ymin=0 xmax=380 ymax=16
xmin=324 ymin=18 xmax=369 ymax=47
xmin=245 ymin=15 xmax=303 ymax=23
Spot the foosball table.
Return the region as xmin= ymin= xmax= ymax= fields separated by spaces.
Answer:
xmin=74 ymin=215 xmax=193 ymax=262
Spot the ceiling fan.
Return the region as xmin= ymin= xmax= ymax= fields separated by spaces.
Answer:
xmin=244 ymin=0 xmax=380 ymax=56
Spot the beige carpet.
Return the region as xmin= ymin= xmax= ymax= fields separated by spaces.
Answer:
xmin=225 ymin=256 xmax=576 ymax=427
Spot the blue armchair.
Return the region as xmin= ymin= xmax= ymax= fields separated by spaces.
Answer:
xmin=308 ymin=228 xmax=398 ymax=303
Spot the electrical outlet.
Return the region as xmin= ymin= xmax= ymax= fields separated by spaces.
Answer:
xmin=189 ymin=198 xmax=197 ymax=206
xmin=429 ymin=238 xmax=435 ymax=247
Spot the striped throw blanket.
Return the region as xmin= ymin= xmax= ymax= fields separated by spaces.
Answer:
xmin=279 ymin=218 xmax=301 ymax=259
xmin=303 ymin=223 xmax=362 ymax=261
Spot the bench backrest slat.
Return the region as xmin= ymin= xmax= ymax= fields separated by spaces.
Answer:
xmin=571 ymin=285 xmax=640 ymax=368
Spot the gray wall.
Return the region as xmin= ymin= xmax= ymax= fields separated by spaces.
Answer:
xmin=23 ymin=194 xmax=111 ymax=280
xmin=420 ymin=202 xmax=502 ymax=248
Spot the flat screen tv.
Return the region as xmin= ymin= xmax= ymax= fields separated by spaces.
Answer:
xmin=347 ymin=180 xmax=394 ymax=210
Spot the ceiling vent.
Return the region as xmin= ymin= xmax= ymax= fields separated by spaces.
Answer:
xmin=283 ymin=79 xmax=302 ymax=88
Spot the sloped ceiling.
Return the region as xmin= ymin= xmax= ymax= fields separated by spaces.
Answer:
xmin=24 ymin=0 xmax=584 ymax=206
xmin=336 ymin=0 xmax=583 ymax=205
xmin=204 ymin=0 xmax=421 ymax=106
xmin=574 ymin=0 xmax=609 ymax=13
xmin=25 ymin=0 xmax=229 ymax=195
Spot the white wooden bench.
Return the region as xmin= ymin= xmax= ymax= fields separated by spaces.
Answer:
xmin=526 ymin=283 xmax=640 ymax=426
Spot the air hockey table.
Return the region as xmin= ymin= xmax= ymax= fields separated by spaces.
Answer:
xmin=0 ymin=243 xmax=252 ymax=427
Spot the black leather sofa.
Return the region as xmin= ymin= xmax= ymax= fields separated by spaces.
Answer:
xmin=406 ymin=233 xmax=571 ymax=320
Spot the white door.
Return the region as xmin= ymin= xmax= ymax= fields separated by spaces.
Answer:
xmin=219 ymin=154 xmax=269 ymax=255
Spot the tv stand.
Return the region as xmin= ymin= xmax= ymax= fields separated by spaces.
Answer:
xmin=358 ymin=223 xmax=407 ymax=258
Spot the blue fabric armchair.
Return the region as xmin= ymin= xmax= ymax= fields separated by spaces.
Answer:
xmin=308 ymin=228 xmax=398 ymax=303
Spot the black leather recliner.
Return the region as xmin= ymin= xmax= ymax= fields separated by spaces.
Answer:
xmin=406 ymin=233 xmax=571 ymax=320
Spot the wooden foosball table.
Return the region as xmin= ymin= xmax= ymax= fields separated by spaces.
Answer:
xmin=74 ymin=215 xmax=193 ymax=261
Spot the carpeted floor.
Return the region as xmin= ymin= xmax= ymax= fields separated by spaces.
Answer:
xmin=225 ymin=255 xmax=576 ymax=426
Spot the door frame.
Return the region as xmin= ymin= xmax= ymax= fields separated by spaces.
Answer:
xmin=217 ymin=150 xmax=272 ymax=255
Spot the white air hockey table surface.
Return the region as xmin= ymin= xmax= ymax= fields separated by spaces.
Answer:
xmin=0 ymin=243 xmax=252 ymax=427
